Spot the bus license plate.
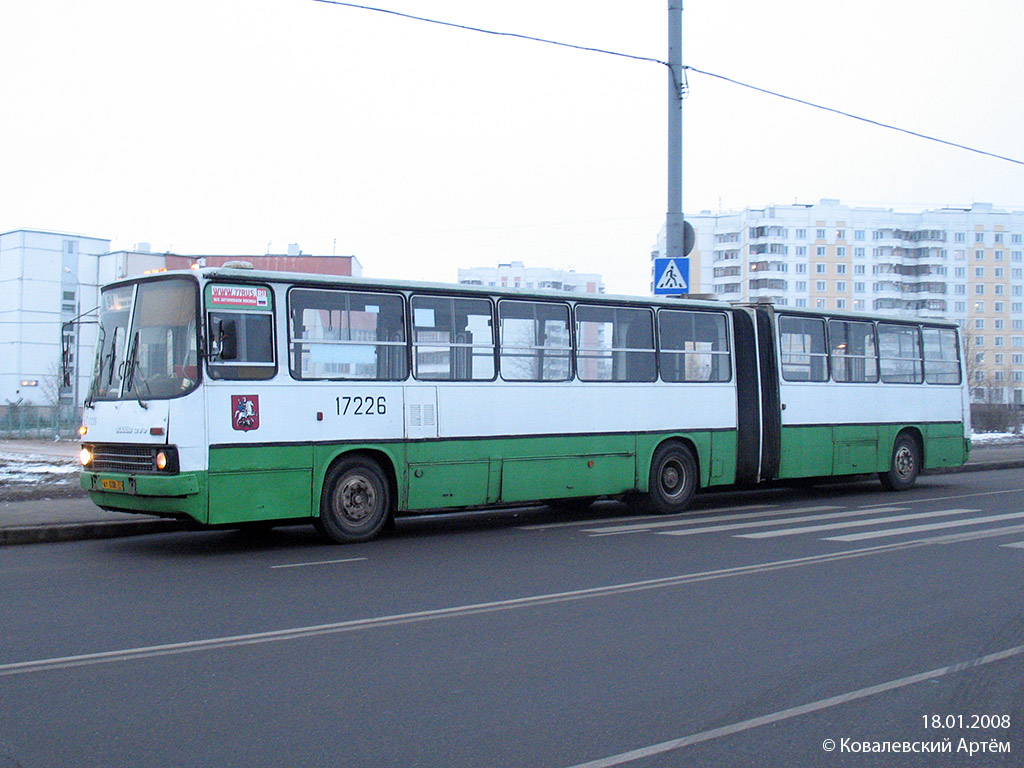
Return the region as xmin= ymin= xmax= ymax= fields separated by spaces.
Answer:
xmin=100 ymin=478 xmax=124 ymax=492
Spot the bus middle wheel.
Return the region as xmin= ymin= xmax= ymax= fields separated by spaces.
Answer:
xmin=641 ymin=442 xmax=698 ymax=515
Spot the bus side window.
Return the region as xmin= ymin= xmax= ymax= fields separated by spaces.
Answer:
xmin=412 ymin=295 xmax=494 ymax=381
xmin=498 ymin=300 xmax=571 ymax=382
xmin=828 ymin=319 xmax=878 ymax=383
xmin=207 ymin=311 xmax=275 ymax=380
xmin=923 ymin=327 xmax=961 ymax=384
xmin=658 ymin=310 xmax=731 ymax=382
xmin=288 ymin=288 xmax=407 ymax=381
xmin=575 ymin=305 xmax=655 ymax=382
xmin=779 ymin=316 xmax=828 ymax=382
xmin=878 ymin=323 xmax=923 ymax=383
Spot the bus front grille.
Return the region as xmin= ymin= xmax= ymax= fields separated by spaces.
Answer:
xmin=88 ymin=444 xmax=158 ymax=473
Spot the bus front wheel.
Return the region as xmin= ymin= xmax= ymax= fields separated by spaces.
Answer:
xmin=640 ymin=442 xmax=698 ymax=515
xmin=318 ymin=457 xmax=391 ymax=543
xmin=879 ymin=433 xmax=921 ymax=492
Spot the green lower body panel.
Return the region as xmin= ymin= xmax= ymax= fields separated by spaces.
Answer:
xmin=778 ymin=422 xmax=968 ymax=479
xmin=208 ymin=444 xmax=313 ymax=525
xmin=81 ymin=430 xmax=737 ymax=525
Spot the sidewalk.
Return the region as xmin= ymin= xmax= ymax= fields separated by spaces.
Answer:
xmin=2 ymin=437 xmax=1024 ymax=546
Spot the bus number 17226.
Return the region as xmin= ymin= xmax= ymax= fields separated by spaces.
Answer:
xmin=336 ymin=396 xmax=387 ymax=416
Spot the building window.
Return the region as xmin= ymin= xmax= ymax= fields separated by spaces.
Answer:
xmin=816 ymin=228 xmax=826 ymax=239
xmin=816 ymin=263 xmax=827 ymax=274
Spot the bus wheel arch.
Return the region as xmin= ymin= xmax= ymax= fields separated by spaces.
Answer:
xmin=638 ymin=439 xmax=700 ymax=515
xmin=879 ymin=429 xmax=922 ymax=492
xmin=317 ymin=451 xmax=396 ymax=543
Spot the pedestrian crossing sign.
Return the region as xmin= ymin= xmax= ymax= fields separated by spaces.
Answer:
xmin=653 ymin=257 xmax=690 ymax=295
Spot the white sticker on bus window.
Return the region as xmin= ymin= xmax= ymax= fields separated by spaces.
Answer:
xmin=414 ymin=308 xmax=436 ymax=328
xmin=365 ymin=305 xmax=380 ymax=314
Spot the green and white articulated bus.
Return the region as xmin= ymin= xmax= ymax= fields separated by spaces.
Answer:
xmin=79 ymin=266 xmax=971 ymax=543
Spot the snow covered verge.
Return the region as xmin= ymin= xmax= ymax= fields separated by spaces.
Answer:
xmin=0 ymin=451 xmax=83 ymax=500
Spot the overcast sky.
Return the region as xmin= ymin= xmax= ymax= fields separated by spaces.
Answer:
xmin=3 ymin=0 xmax=1023 ymax=295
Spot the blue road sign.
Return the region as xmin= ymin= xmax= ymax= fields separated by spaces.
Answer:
xmin=653 ymin=257 xmax=690 ymax=295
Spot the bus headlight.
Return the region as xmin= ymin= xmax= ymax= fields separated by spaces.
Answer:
xmin=156 ymin=451 xmax=169 ymax=471
xmin=80 ymin=447 xmax=93 ymax=467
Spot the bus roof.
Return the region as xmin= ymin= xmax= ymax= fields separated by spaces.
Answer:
xmin=111 ymin=266 xmax=961 ymax=327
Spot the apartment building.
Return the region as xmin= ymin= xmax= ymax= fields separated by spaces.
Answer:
xmin=458 ymin=261 xmax=605 ymax=295
xmin=651 ymin=199 xmax=1024 ymax=405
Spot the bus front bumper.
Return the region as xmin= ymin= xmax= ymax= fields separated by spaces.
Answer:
xmin=81 ymin=471 xmax=207 ymax=523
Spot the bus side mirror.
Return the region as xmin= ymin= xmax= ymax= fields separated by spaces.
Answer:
xmin=218 ymin=320 xmax=238 ymax=361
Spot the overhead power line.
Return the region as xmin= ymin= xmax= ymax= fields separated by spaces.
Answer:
xmin=683 ymin=66 xmax=1024 ymax=167
xmin=308 ymin=0 xmax=668 ymax=67
xmin=310 ymin=0 xmax=1024 ymax=167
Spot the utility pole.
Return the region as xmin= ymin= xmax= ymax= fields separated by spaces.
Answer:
xmin=665 ymin=0 xmax=684 ymax=262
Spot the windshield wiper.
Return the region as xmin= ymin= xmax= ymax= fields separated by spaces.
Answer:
xmin=123 ymin=332 xmax=149 ymax=410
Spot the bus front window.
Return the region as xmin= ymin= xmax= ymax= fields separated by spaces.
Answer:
xmin=89 ymin=278 xmax=199 ymax=401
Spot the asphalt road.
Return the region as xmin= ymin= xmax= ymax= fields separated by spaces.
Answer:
xmin=2 ymin=469 xmax=1023 ymax=768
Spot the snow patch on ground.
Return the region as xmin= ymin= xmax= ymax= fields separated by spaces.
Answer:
xmin=0 ymin=453 xmax=80 ymax=485
xmin=970 ymin=432 xmax=1024 ymax=445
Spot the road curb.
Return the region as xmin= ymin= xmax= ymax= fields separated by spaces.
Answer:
xmin=0 ymin=519 xmax=191 ymax=546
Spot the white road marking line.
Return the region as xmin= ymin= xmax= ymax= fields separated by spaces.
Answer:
xmin=517 ymin=503 xmax=777 ymax=531
xmin=874 ymin=487 xmax=1024 ymax=507
xmin=588 ymin=505 xmax=845 ymax=536
xmin=650 ymin=506 xmax=899 ymax=538
xmin=1001 ymin=541 xmax=1024 ymax=549
xmin=826 ymin=510 xmax=1024 ymax=542
xmin=914 ymin=523 xmax=1024 ymax=546
xmin=270 ymin=557 xmax=367 ymax=569
xmin=737 ymin=508 xmax=980 ymax=539
xmin=0 ymin=539 xmax=929 ymax=678
xmin=562 ymin=644 xmax=1024 ymax=768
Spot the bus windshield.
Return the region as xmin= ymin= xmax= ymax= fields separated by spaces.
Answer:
xmin=88 ymin=277 xmax=199 ymax=401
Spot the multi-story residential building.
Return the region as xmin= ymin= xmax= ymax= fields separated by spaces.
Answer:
xmin=0 ymin=230 xmax=361 ymax=415
xmin=458 ymin=261 xmax=605 ymax=295
xmin=651 ymin=199 xmax=1024 ymax=405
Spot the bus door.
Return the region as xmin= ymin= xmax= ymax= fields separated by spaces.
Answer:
xmin=731 ymin=305 xmax=782 ymax=484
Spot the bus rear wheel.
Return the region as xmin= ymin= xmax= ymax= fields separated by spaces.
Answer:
xmin=318 ymin=457 xmax=391 ymax=543
xmin=879 ymin=433 xmax=921 ymax=492
xmin=639 ymin=442 xmax=698 ymax=515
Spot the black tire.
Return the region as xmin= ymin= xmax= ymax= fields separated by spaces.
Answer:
xmin=318 ymin=457 xmax=391 ymax=543
xmin=879 ymin=433 xmax=921 ymax=492
xmin=639 ymin=442 xmax=698 ymax=515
